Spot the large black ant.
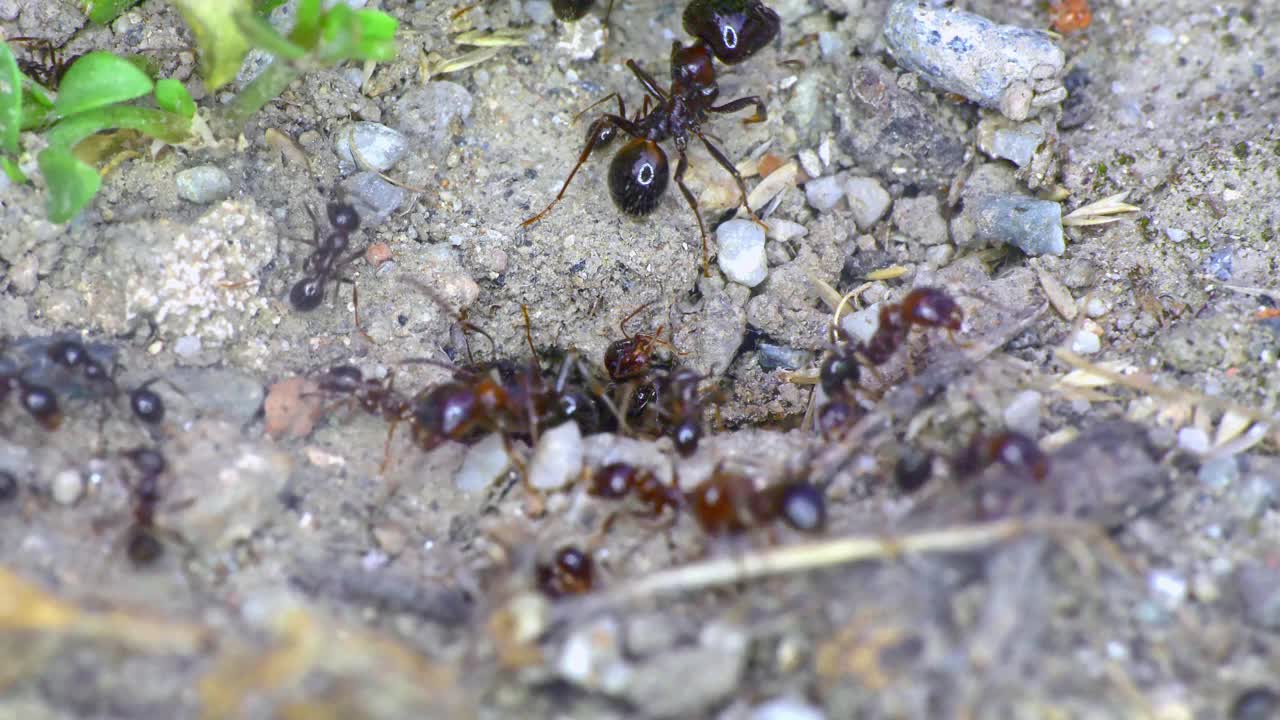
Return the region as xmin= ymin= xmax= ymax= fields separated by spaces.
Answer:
xmin=289 ymin=199 xmax=371 ymax=332
xmin=119 ymin=447 xmax=171 ymax=566
xmin=1 ymin=362 xmax=62 ymax=431
xmin=682 ymin=0 xmax=781 ymax=65
xmin=522 ymin=41 xmax=768 ymax=273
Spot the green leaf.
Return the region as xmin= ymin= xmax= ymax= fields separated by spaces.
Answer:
xmin=45 ymin=105 xmax=191 ymax=149
xmin=1 ymin=156 xmax=25 ymax=184
xmin=254 ymin=0 xmax=287 ymax=15
xmin=54 ymin=51 xmax=154 ymax=117
xmin=351 ymin=10 xmax=399 ymax=61
xmin=290 ymin=0 xmax=323 ymax=49
xmin=234 ymin=10 xmax=307 ymax=61
xmin=38 ymin=146 xmax=101 ymax=222
xmin=168 ymin=0 xmax=255 ymax=90
xmin=0 ymin=42 xmax=21 ymax=154
xmin=154 ymin=78 xmax=196 ymax=118
xmin=82 ymin=0 xmax=144 ymax=24
xmin=317 ymin=3 xmax=357 ymax=61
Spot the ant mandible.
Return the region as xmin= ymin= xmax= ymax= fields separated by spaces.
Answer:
xmin=522 ymin=41 xmax=768 ymax=273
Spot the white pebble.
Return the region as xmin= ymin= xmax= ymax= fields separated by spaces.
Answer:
xmin=752 ymin=696 xmax=827 ymax=720
xmin=844 ymin=176 xmax=891 ymax=230
xmin=1070 ymin=329 xmax=1101 ymax=354
xmin=1084 ymin=297 xmax=1109 ymax=318
xmin=840 ymin=303 xmax=880 ymax=345
xmin=717 ymin=219 xmax=768 ymax=288
xmin=1177 ymin=426 xmax=1210 ymax=455
xmin=174 ymin=335 xmax=203 ymax=357
xmin=529 ymin=422 xmax=583 ymax=490
xmin=765 ymin=218 xmax=808 ymax=243
xmin=455 ymin=433 xmax=510 ymax=492
xmin=797 ymin=149 xmax=822 ymax=179
xmin=1002 ymin=390 xmax=1043 ymax=436
xmin=804 ymin=176 xmax=845 ymax=212
xmin=52 ymin=470 xmax=84 ymax=505
xmin=1166 ymin=227 xmax=1188 ymax=243
xmin=1148 ymin=570 xmax=1188 ymax=608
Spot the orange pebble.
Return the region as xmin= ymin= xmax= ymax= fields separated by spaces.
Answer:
xmin=1049 ymin=0 xmax=1091 ymax=33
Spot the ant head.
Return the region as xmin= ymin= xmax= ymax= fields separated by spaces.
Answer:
xmin=551 ymin=0 xmax=594 ymax=21
xmin=127 ymin=529 xmax=165 ymax=566
xmin=327 ymin=201 xmax=360 ymax=234
xmin=126 ymin=447 xmax=167 ymax=477
xmin=130 ymin=385 xmax=165 ymax=424
xmin=777 ymin=482 xmax=825 ymax=532
xmin=47 ymin=339 xmax=87 ymax=368
xmin=819 ymin=353 xmax=860 ymax=397
xmin=904 ymin=287 xmax=963 ymax=331
xmin=669 ymin=41 xmax=717 ymax=90
xmin=290 ymin=277 xmax=325 ymax=311
xmin=20 ymin=382 xmax=61 ymax=430
xmin=609 ymin=139 xmax=670 ymax=216
xmin=682 ymin=0 xmax=780 ymax=65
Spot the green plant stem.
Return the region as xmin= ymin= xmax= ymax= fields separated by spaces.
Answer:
xmin=44 ymin=106 xmax=191 ymax=149
xmin=220 ymin=57 xmax=300 ymax=128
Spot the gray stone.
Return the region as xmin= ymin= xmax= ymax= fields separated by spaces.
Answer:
xmin=1198 ymin=456 xmax=1238 ymax=491
xmin=752 ymin=696 xmax=827 ymax=720
xmin=817 ymin=31 xmax=844 ymax=60
xmin=525 ymin=0 xmax=555 ymax=24
xmin=392 ymin=81 xmax=474 ymax=153
xmin=334 ymin=121 xmax=409 ymax=174
xmin=717 ymin=219 xmax=768 ymax=288
xmin=844 ymin=176 xmax=891 ymax=230
xmin=169 ymin=366 xmax=265 ymax=426
xmin=891 ymin=195 xmax=948 ymax=246
xmin=765 ymin=218 xmax=807 ymax=242
xmin=673 ymin=276 xmax=749 ymax=378
xmin=175 ymin=165 xmax=232 ymax=204
xmin=623 ymin=633 xmax=748 ymax=718
xmin=884 ymin=1 xmax=1065 ymax=121
xmin=1237 ymin=562 xmax=1280 ymax=630
xmin=757 ymin=343 xmax=811 ymax=371
xmin=970 ymin=195 xmax=1065 ymax=256
xmin=529 ymin=422 xmax=584 ymax=490
xmin=341 ymin=172 xmax=408 ymax=227
xmin=835 ymin=59 xmax=967 ymax=191
xmin=977 ymin=118 xmax=1046 ymax=168
xmin=804 ymin=176 xmax=845 ymax=212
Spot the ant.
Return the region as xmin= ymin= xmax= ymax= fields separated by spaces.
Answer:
xmin=1 ymin=364 xmax=62 ymax=431
xmin=313 ymin=364 xmax=414 ymax=470
xmin=8 ymin=36 xmax=83 ymax=90
xmin=522 ymin=40 xmax=768 ymax=273
xmin=0 ymin=470 xmax=18 ymax=504
xmin=953 ymin=431 xmax=1050 ymax=484
xmin=536 ymin=545 xmax=596 ymax=598
xmin=290 ymin=199 xmax=371 ymax=334
xmin=119 ymin=447 xmax=172 ymax=566
xmin=686 ymin=464 xmax=826 ymax=537
xmin=589 ymin=461 xmax=685 ymax=524
xmin=682 ymin=0 xmax=781 ymax=65
xmin=657 ymin=366 xmax=708 ymax=456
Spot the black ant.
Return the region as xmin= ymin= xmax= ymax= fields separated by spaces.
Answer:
xmin=313 ymin=364 xmax=414 ymax=470
xmin=682 ymin=0 xmax=781 ymax=65
xmin=8 ymin=36 xmax=83 ymax=90
xmin=46 ymin=337 xmax=114 ymax=387
xmin=685 ymin=464 xmax=826 ymax=537
xmin=290 ymin=200 xmax=371 ymax=334
xmin=120 ymin=447 xmax=171 ymax=566
xmin=522 ymin=41 xmax=767 ymax=273
xmin=0 ymin=470 xmax=18 ymax=504
xmin=2 ymin=365 xmax=62 ymax=431
xmin=536 ymin=545 xmax=596 ymax=597
xmin=657 ymin=366 xmax=707 ymax=456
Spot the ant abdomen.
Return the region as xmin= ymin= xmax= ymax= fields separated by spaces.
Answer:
xmin=609 ymin=139 xmax=670 ymax=216
xmin=682 ymin=0 xmax=780 ymax=65
xmin=552 ymin=0 xmax=594 ymax=21
xmin=290 ymin=277 xmax=325 ymax=311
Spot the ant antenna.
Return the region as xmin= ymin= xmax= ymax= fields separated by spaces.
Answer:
xmin=401 ymin=277 xmax=497 ymax=363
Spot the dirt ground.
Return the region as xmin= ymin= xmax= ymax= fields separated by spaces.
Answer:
xmin=2 ymin=0 xmax=1279 ymax=718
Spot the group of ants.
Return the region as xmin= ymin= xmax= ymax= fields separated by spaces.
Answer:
xmin=1 ymin=0 xmax=1050 ymax=597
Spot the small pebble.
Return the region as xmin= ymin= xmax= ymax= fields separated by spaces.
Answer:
xmin=334 ymin=121 xmax=409 ymax=174
xmin=9 ymin=253 xmax=39 ymax=295
xmin=841 ymin=303 xmax=880 ymax=345
xmin=365 ymin=242 xmax=393 ymax=268
xmin=797 ymin=149 xmax=822 ymax=179
xmin=892 ymin=195 xmax=949 ymax=246
xmin=372 ymin=523 xmax=408 ymax=555
xmin=455 ymin=433 xmax=511 ymax=492
xmin=1176 ymin=426 xmax=1210 ymax=455
xmin=1084 ymin=297 xmax=1109 ymax=318
xmin=757 ymin=343 xmax=811 ymax=371
xmin=1145 ymin=26 xmax=1176 ymax=46
xmin=174 ymin=335 xmax=203 ymax=357
xmin=1002 ymin=390 xmax=1043 ymax=436
xmin=525 ymin=0 xmax=555 ymax=24
xmin=817 ymin=31 xmax=844 ymax=60
xmin=558 ymin=617 xmax=631 ymax=694
xmin=0 ymin=470 xmax=18 ymax=503
xmin=752 ymin=696 xmax=827 ymax=720
xmin=972 ymin=195 xmax=1065 ymax=256
xmin=1165 ymin=227 xmax=1188 ymax=243
xmin=844 ymin=176 xmax=891 ymax=230
xmin=1148 ymin=570 xmax=1188 ymax=609
xmin=175 ymin=165 xmax=233 ymax=204
xmin=341 ymin=172 xmax=407 ymax=227
xmin=1070 ymin=329 xmax=1100 ymax=354
xmin=529 ymin=422 xmax=583 ymax=490
xmin=717 ymin=219 xmax=768 ymax=288
xmin=804 ymin=176 xmax=845 ymax=212
xmin=1236 ymin=563 xmax=1280 ymax=629
xmin=263 ymin=377 xmax=324 ymax=440
xmin=52 ymin=469 xmax=84 ymax=505
xmin=1197 ymin=456 xmax=1238 ymax=491
xmin=766 ymin=218 xmax=808 ymax=243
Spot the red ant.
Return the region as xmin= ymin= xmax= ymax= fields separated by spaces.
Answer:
xmin=536 ymin=545 xmax=596 ymax=598
xmin=119 ymin=447 xmax=174 ymax=566
xmin=522 ymin=41 xmax=767 ymax=273
xmin=656 ymin=366 xmax=708 ymax=456
xmin=953 ymin=431 xmax=1050 ymax=483
xmin=1 ymin=362 xmax=62 ymax=431
xmin=589 ymin=461 xmax=685 ymax=528
xmin=682 ymin=0 xmax=781 ymax=65
xmin=685 ymin=464 xmax=826 ymax=537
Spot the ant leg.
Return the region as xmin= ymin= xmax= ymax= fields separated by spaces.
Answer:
xmin=573 ymin=92 xmax=626 ymax=125
xmin=708 ymin=95 xmax=768 ymax=125
xmin=693 ymin=130 xmax=765 ymax=230
xmin=520 ymin=305 xmax=540 ymax=362
xmin=624 ymin=59 xmax=669 ymax=103
xmin=522 ymin=113 xmax=639 ymax=229
xmin=618 ymin=300 xmax=657 ymax=340
xmin=379 ymin=419 xmax=399 ymax=474
xmin=672 ymin=148 xmax=711 ymax=277
xmin=337 ymin=277 xmax=376 ymax=344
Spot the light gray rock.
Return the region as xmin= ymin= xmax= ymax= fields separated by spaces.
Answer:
xmin=175 ymin=165 xmax=232 ymax=204
xmin=717 ymin=219 xmax=768 ymax=288
xmin=844 ymin=176 xmax=891 ymax=231
xmin=804 ymin=175 xmax=845 ymax=212
xmin=392 ymin=81 xmax=474 ymax=154
xmin=341 ymin=172 xmax=408 ymax=227
xmin=529 ymin=422 xmax=583 ymax=490
xmin=891 ymin=195 xmax=948 ymax=246
xmin=970 ymin=195 xmax=1065 ymax=256
xmin=334 ymin=121 xmax=409 ymax=174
